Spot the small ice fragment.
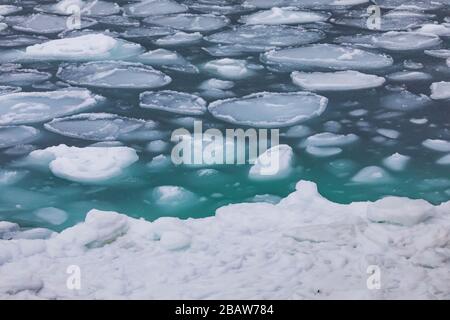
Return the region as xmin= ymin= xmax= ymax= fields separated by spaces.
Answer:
xmin=430 ymin=82 xmax=450 ymax=100
xmin=203 ymin=58 xmax=258 ymax=80
xmin=291 ymin=70 xmax=385 ymax=91
xmin=352 ymin=166 xmax=392 ymax=184
xmin=34 ymin=207 xmax=68 ymax=225
xmin=306 ymin=146 xmax=342 ymax=157
xmin=376 ymin=128 xmax=400 ymax=139
xmin=26 ymin=144 xmax=139 ymax=183
xmin=422 ymin=139 xmax=450 ymax=152
xmin=249 ymin=144 xmax=294 ymax=180
xmin=382 ymin=153 xmax=410 ymax=171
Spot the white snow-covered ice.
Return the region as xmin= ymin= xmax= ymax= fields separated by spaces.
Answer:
xmin=208 ymin=92 xmax=328 ymax=128
xmin=57 ymin=61 xmax=171 ymax=89
xmin=372 ymin=32 xmax=441 ymax=52
xmin=140 ymin=90 xmax=207 ymax=115
xmin=430 ymin=82 xmax=450 ymax=100
xmin=249 ymin=144 xmax=294 ymax=180
xmin=123 ymin=0 xmax=188 ymax=18
xmin=23 ymin=34 xmax=143 ymax=62
xmin=291 ymin=70 xmax=385 ymax=91
xmin=203 ymin=58 xmax=259 ymax=80
xmin=0 ymin=89 xmax=103 ymax=125
xmin=1 ymin=180 xmax=449 ymax=299
xmin=44 ymin=113 xmax=151 ymax=141
xmin=144 ymin=13 xmax=229 ymax=32
xmin=240 ymin=7 xmax=330 ymax=25
xmin=24 ymin=144 xmax=139 ymax=183
xmin=262 ymin=44 xmax=394 ymax=71
xmin=0 ymin=126 xmax=40 ymax=149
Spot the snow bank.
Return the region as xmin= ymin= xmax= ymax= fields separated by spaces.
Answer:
xmin=1 ymin=180 xmax=449 ymax=299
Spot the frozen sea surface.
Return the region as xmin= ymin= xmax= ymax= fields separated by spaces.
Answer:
xmin=0 ymin=0 xmax=450 ymax=299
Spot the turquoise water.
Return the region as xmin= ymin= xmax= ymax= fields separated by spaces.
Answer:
xmin=0 ymin=1 xmax=449 ymax=231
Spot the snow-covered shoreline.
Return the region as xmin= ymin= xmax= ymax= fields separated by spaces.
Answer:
xmin=1 ymin=180 xmax=449 ymax=299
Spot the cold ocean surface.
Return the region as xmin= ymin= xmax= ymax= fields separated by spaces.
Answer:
xmin=0 ymin=0 xmax=450 ymax=299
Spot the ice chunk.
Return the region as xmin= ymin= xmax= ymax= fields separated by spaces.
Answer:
xmin=188 ymin=2 xmax=252 ymax=15
xmin=208 ymin=92 xmax=327 ymax=128
xmin=36 ymin=0 xmax=120 ymax=17
xmin=124 ymin=0 xmax=188 ymax=18
xmin=291 ymin=70 xmax=385 ymax=91
xmin=387 ymin=71 xmax=432 ymax=82
xmin=424 ymin=49 xmax=450 ymax=59
xmin=198 ymin=79 xmax=235 ymax=99
xmin=372 ymin=32 xmax=441 ymax=52
xmin=262 ymin=44 xmax=393 ymax=71
xmin=0 ymin=89 xmax=103 ymax=125
xmin=44 ymin=113 xmax=150 ymax=141
xmin=352 ymin=166 xmax=392 ymax=184
xmin=422 ymin=139 xmax=450 ymax=152
xmin=0 ymin=35 xmax=48 ymax=48
xmin=244 ymin=0 xmax=369 ymax=9
xmin=120 ymin=27 xmax=173 ymax=40
xmin=333 ymin=10 xmax=433 ymax=31
xmin=0 ymin=126 xmax=40 ymax=149
xmin=34 ymin=207 xmax=68 ymax=226
xmin=0 ymin=169 xmax=27 ymax=186
xmin=147 ymin=154 xmax=172 ymax=171
xmin=57 ymin=61 xmax=171 ymax=89
xmin=304 ymin=132 xmax=358 ymax=147
xmin=437 ymin=154 xmax=450 ymax=165
xmin=283 ymin=125 xmax=312 ymax=138
xmin=154 ymin=31 xmax=203 ymax=46
xmin=97 ymin=15 xmax=140 ymax=28
xmin=430 ymin=82 xmax=450 ymax=100
xmin=367 ymin=197 xmax=434 ymax=226
xmin=26 ymin=144 xmax=139 ymax=183
xmin=146 ymin=140 xmax=170 ymax=153
xmin=0 ymin=5 xmax=22 ymax=16
xmin=249 ymin=145 xmax=294 ymax=180
xmin=377 ymin=128 xmax=400 ymax=139
xmin=0 ymin=69 xmax=50 ymax=87
xmin=382 ymin=153 xmax=410 ymax=171
xmin=140 ymin=90 xmax=207 ymax=116
xmin=240 ymin=7 xmax=330 ymax=25
xmin=24 ymin=34 xmax=143 ymax=62
xmin=5 ymin=13 xmax=96 ymax=35
xmin=206 ymin=25 xmax=325 ymax=52
xmin=199 ymin=79 xmax=234 ymax=91
xmin=416 ymin=24 xmax=450 ymax=37
xmin=410 ymin=118 xmax=428 ymax=125
xmin=152 ymin=186 xmax=198 ymax=208
xmin=137 ymin=49 xmax=198 ymax=73
xmin=306 ymin=146 xmax=342 ymax=157
xmin=373 ymin=0 xmax=446 ymax=11
xmin=203 ymin=58 xmax=259 ymax=80
xmin=0 ymin=85 xmax=21 ymax=95
xmin=144 ymin=13 xmax=229 ymax=32
xmin=380 ymin=90 xmax=431 ymax=112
